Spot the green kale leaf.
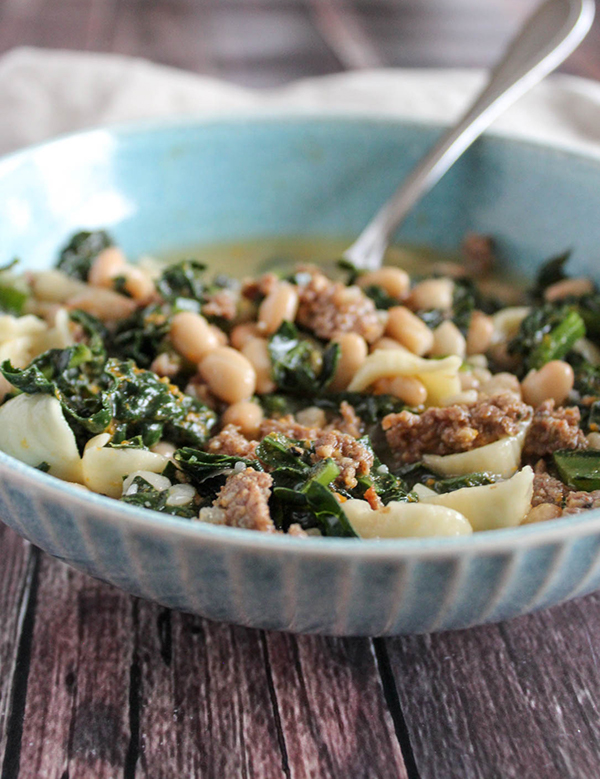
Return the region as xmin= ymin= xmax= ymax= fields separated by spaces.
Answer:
xmin=110 ymin=303 xmax=173 ymax=368
xmin=268 ymin=322 xmax=340 ymax=395
xmin=156 ymin=259 xmax=206 ymax=303
xmin=121 ymin=474 xmax=197 ymax=518
xmin=56 ymin=230 xmax=113 ymax=280
xmin=508 ymin=303 xmax=586 ymax=374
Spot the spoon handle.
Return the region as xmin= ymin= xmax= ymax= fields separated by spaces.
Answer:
xmin=344 ymin=0 xmax=596 ymax=271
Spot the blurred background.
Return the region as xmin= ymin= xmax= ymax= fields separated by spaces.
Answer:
xmin=0 ymin=0 xmax=598 ymax=86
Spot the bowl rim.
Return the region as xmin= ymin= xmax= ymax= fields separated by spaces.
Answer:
xmin=2 ymin=111 xmax=600 ymax=559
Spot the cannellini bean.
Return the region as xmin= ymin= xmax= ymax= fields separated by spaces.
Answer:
xmin=479 ymin=372 xmax=522 ymax=399
xmin=231 ymin=323 xmax=260 ymax=350
xmin=150 ymin=352 xmax=181 ymax=377
xmin=371 ymin=337 xmax=405 ymax=352
xmin=459 ymin=371 xmax=479 ymax=391
xmin=209 ymin=324 xmax=229 ymax=347
xmin=440 ymin=390 xmax=479 ymax=406
xmin=122 ymin=470 xmax=171 ymax=495
xmin=385 ymin=306 xmax=434 ymax=356
xmin=544 ymin=277 xmax=595 ymax=302
xmin=241 ymin=337 xmax=276 ymax=394
xmin=408 ymin=278 xmax=454 ymax=311
xmin=122 ymin=266 xmax=155 ymax=303
xmin=258 ymin=281 xmax=299 ymax=334
xmin=165 ymin=483 xmax=197 ymax=507
xmin=357 ymin=267 xmax=410 ymax=300
xmin=375 ymin=376 xmax=427 ymax=406
xmin=222 ymin=400 xmax=264 ymax=438
xmin=466 ymin=311 xmax=494 ymax=355
xmin=329 ymin=332 xmax=368 ymax=391
xmin=151 ymin=441 xmax=177 ymax=458
xmin=296 ymin=406 xmax=327 ymax=428
xmin=430 ymin=321 xmax=466 ymax=359
xmin=88 ymin=246 xmax=126 ymax=287
xmin=200 ymin=346 xmax=256 ymax=403
xmin=67 ymin=288 xmax=137 ymax=321
xmin=521 ymin=360 xmax=574 ymax=406
xmin=170 ymin=312 xmax=220 ymax=364
xmin=522 ymin=502 xmax=562 ymax=524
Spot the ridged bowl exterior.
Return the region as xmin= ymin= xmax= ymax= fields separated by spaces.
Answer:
xmin=1 ymin=116 xmax=600 ymax=635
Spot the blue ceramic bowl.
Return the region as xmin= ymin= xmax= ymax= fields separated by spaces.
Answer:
xmin=2 ymin=115 xmax=600 ymax=635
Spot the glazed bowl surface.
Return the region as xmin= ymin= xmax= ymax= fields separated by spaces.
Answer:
xmin=2 ymin=115 xmax=600 ymax=635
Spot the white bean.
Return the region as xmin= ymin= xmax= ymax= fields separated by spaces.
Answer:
xmin=200 ymin=347 xmax=257 ymax=403
xmin=430 ymin=321 xmax=466 ymax=359
xmin=357 ymin=267 xmax=410 ymax=300
xmin=222 ymin=400 xmax=264 ymax=438
xmin=258 ymin=281 xmax=299 ymax=334
xmin=408 ymin=278 xmax=454 ymax=311
xmin=329 ymin=332 xmax=368 ymax=391
xmin=521 ymin=360 xmax=574 ymax=406
xmin=88 ymin=246 xmax=126 ymax=287
xmin=544 ymin=277 xmax=594 ymax=302
xmin=170 ymin=312 xmax=220 ymax=364
xmin=466 ymin=311 xmax=494 ymax=355
xmin=385 ymin=306 xmax=434 ymax=356
xmin=241 ymin=337 xmax=276 ymax=394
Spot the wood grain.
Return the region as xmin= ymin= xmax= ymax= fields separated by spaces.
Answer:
xmin=265 ymin=632 xmax=407 ymax=779
xmin=0 ymin=528 xmax=35 ymax=775
xmin=134 ymin=607 xmax=288 ymax=779
xmin=16 ymin=555 xmax=135 ymax=779
xmin=385 ymin=596 xmax=600 ymax=779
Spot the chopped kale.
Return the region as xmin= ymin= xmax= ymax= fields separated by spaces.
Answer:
xmin=430 ymin=472 xmax=500 ymax=493
xmin=362 ymin=285 xmax=398 ymax=310
xmin=121 ymin=474 xmax=197 ymax=518
xmin=0 ymin=286 xmax=27 ymax=315
xmin=532 ymin=250 xmax=571 ymax=300
xmin=315 ymin=393 xmax=405 ymax=425
xmin=508 ymin=303 xmax=586 ymax=374
xmin=1 ymin=349 xmax=216 ymax=450
xmin=173 ymin=448 xmax=261 ymax=499
xmin=56 ymin=230 xmax=113 ymax=280
xmin=268 ymin=322 xmax=340 ymax=395
xmin=110 ymin=303 xmax=173 ymax=368
xmin=575 ymin=294 xmax=600 ymax=339
xmin=104 ymin=360 xmax=216 ymax=448
xmin=554 ymin=449 xmax=600 ymax=491
xmin=156 ymin=259 xmax=206 ymax=303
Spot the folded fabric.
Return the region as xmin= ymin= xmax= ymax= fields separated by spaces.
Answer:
xmin=1 ymin=47 xmax=600 ymax=157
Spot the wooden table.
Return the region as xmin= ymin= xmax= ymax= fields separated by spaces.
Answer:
xmin=2 ymin=1 xmax=600 ymax=777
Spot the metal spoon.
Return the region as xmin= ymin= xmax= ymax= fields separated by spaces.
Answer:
xmin=343 ymin=0 xmax=596 ymax=271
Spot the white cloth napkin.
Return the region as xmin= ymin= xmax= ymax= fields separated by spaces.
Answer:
xmin=1 ymin=47 xmax=600 ymax=157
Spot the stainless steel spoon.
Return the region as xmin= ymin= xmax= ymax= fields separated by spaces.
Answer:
xmin=343 ymin=0 xmax=596 ymax=271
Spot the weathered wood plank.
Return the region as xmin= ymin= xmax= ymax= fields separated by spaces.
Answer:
xmin=135 ymin=607 xmax=288 ymax=779
xmin=0 ymin=526 xmax=35 ymax=773
xmin=265 ymin=632 xmax=408 ymax=779
xmin=385 ymin=593 xmax=600 ymax=779
xmin=16 ymin=554 xmax=135 ymax=779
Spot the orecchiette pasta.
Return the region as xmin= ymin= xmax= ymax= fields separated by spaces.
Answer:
xmin=343 ymin=499 xmax=473 ymax=538
xmin=416 ymin=466 xmax=534 ymax=531
xmin=423 ymin=424 xmax=530 ymax=479
xmin=81 ymin=435 xmax=169 ymax=498
xmin=0 ymin=394 xmax=82 ymax=482
xmin=347 ymin=347 xmax=462 ymax=406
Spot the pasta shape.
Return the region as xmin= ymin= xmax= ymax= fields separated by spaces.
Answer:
xmin=343 ymin=499 xmax=472 ymax=539
xmin=81 ymin=434 xmax=169 ymax=498
xmin=0 ymin=394 xmax=83 ymax=482
xmin=423 ymin=424 xmax=529 ymax=479
xmin=417 ymin=466 xmax=534 ymax=532
xmin=347 ymin=347 xmax=462 ymax=405
xmin=490 ymin=306 xmax=530 ymax=344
